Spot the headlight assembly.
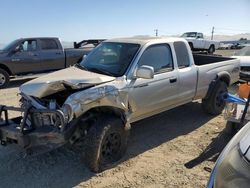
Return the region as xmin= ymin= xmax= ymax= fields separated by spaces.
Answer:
xmin=207 ymin=122 xmax=250 ymax=188
xmin=61 ymin=104 xmax=73 ymax=123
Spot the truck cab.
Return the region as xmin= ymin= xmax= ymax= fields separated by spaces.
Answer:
xmin=181 ymin=32 xmax=219 ymax=54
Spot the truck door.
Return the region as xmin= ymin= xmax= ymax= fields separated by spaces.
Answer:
xmin=38 ymin=39 xmax=65 ymax=71
xmin=173 ymin=41 xmax=197 ymax=103
xmin=196 ymin=33 xmax=206 ymax=49
xmin=10 ymin=39 xmax=41 ymax=74
xmin=129 ymin=44 xmax=179 ymax=119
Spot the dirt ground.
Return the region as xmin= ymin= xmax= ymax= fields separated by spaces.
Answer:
xmin=0 ymin=50 xmax=238 ymax=188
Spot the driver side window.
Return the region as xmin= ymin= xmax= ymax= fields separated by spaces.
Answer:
xmin=137 ymin=44 xmax=173 ymax=74
xmin=16 ymin=40 xmax=37 ymax=52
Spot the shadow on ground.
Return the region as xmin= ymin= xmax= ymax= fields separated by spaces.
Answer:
xmin=184 ymin=129 xmax=233 ymax=170
xmin=4 ymin=78 xmax=34 ymax=89
xmin=0 ymin=101 xmax=215 ymax=188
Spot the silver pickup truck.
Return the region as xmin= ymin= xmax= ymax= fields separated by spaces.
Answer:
xmin=0 ymin=37 xmax=239 ymax=172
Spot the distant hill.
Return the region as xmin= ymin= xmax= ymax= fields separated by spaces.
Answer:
xmin=204 ymin=33 xmax=250 ymax=42
xmin=162 ymin=33 xmax=250 ymax=43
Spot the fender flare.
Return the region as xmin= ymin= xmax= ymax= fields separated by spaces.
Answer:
xmin=204 ymin=72 xmax=230 ymax=99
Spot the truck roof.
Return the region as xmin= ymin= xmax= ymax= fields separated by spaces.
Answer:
xmin=17 ymin=37 xmax=59 ymax=41
xmin=105 ymin=37 xmax=187 ymax=45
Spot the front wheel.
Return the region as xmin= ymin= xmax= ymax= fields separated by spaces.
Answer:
xmin=202 ymin=81 xmax=228 ymax=115
xmin=83 ymin=115 xmax=129 ymax=173
xmin=0 ymin=69 xmax=10 ymax=89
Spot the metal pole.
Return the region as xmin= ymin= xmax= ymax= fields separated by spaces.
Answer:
xmin=211 ymin=27 xmax=214 ymax=40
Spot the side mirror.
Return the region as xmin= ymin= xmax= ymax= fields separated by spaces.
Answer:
xmin=12 ymin=46 xmax=22 ymax=54
xmin=136 ymin=65 xmax=154 ymax=79
xmin=83 ymin=54 xmax=87 ymax=60
xmin=196 ymin=36 xmax=200 ymax=39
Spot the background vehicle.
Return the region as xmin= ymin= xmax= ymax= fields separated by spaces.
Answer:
xmin=0 ymin=37 xmax=239 ymax=172
xmin=218 ymin=43 xmax=234 ymax=50
xmin=0 ymin=38 xmax=103 ymax=88
xmin=181 ymin=32 xmax=219 ymax=54
xmin=232 ymin=46 xmax=250 ymax=73
xmin=207 ymin=121 xmax=250 ymax=188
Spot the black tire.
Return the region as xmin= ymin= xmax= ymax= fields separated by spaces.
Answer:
xmin=202 ymin=81 xmax=227 ymax=115
xmin=84 ymin=115 xmax=129 ymax=173
xmin=0 ymin=68 xmax=10 ymax=89
xmin=189 ymin=43 xmax=194 ymax=51
xmin=208 ymin=45 xmax=215 ymax=54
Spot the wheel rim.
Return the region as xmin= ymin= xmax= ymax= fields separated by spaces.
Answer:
xmin=216 ymin=90 xmax=226 ymax=107
xmin=101 ymin=132 xmax=121 ymax=164
xmin=0 ymin=73 xmax=6 ymax=86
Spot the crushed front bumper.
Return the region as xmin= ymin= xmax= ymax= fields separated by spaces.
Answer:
xmin=0 ymin=105 xmax=77 ymax=154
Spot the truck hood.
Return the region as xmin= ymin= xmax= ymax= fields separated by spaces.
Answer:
xmin=232 ymin=56 xmax=250 ymax=67
xmin=20 ymin=66 xmax=116 ymax=98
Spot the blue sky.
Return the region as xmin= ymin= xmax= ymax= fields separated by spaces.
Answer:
xmin=0 ymin=0 xmax=249 ymax=43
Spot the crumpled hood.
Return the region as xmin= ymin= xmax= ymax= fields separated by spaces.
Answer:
xmin=20 ymin=66 xmax=115 ymax=98
xmin=232 ymin=56 xmax=250 ymax=67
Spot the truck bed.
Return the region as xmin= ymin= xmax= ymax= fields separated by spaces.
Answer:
xmin=193 ymin=54 xmax=240 ymax=100
xmin=193 ymin=54 xmax=235 ymax=66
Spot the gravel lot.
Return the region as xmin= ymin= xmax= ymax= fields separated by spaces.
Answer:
xmin=0 ymin=50 xmax=237 ymax=188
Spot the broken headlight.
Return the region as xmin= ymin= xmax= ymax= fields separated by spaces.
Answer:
xmin=61 ymin=104 xmax=73 ymax=123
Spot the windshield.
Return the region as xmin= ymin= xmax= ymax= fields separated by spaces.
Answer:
xmin=80 ymin=42 xmax=140 ymax=77
xmin=181 ymin=32 xmax=197 ymax=38
xmin=1 ymin=39 xmax=19 ymax=52
xmin=234 ymin=46 xmax=250 ymax=56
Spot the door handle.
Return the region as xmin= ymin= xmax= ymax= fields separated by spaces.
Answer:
xmin=56 ymin=52 xmax=62 ymax=55
xmin=169 ymin=77 xmax=177 ymax=83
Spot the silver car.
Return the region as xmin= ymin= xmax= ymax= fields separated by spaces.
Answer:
xmin=207 ymin=122 xmax=250 ymax=188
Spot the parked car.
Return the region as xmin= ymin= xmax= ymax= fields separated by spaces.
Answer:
xmin=181 ymin=32 xmax=219 ymax=53
xmin=0 ymin=37 xmax=239 ymax=172
xmin=218 ymin=43 xmax=234 ymax=50
xmin=232 ymin=46 xmax=250 ymax=73
xmin=0 ymin=38 xmax=103 ymax=88
xmin=207 ymin=121 xmax=250 ymax=188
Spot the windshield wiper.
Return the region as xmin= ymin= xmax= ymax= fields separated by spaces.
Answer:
xmin=88 ymin=67 xmax=114 ymax=77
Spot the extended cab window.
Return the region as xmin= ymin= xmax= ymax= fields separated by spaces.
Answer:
xmin=17 ymin=40 xmax=37 ymax=52
xmin=197 ymin=33 xmax=203 ymax=38
xmin=138 ymin=44 xmax=173 ymax=74
xmin=40 ymin=39 xmax=59 ymax=50
xmin=174 ymin=41 xmax=190 ymax=68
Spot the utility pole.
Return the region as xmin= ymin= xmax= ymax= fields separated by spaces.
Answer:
xmin=211 ymin=26 xmax=214 ymax=40
xmin=154 ymin=29 xmax=158 ymax=37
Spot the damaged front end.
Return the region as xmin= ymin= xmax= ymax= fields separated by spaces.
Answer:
xmin=0 ymin=92 xmax=79 ymax=154
xmin=0 ymin=67 xmax=131 ymax=155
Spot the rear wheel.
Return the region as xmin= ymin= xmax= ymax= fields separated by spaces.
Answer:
xmin=0 ymin=68 xmax=10 ymax=89
xmin=208 ymin=45 xmax=215 ymax=54
xmin=84 ymin=115 xmax=129 ymax=173
xmin=202 ymin=81 xmax=227 ymax=115
xmin=189 ymin=42 xmax=194 ymax=51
